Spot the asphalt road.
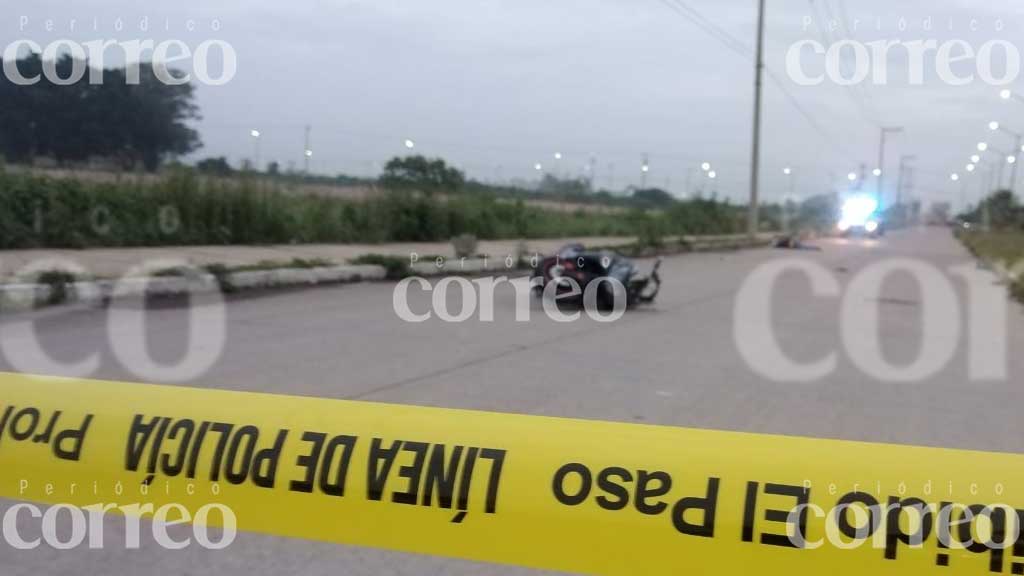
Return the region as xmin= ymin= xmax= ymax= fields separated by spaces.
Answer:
xmin=2 ymin=226 xmax=1022 ymax=575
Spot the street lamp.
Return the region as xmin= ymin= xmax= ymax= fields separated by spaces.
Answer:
xmin=304 ymin=149 xmax=313 ymax=158
xmin=1001 ymin=89 xmax=1024 ymax=104
xmin=707 ymin=170 xmax=717 ymax=179
xmin=701 ymin=162 xmax=711 ymax=172
xmin=977 ymin=144 xmax=1011 ymax=190
xmin=950 ymin=173 xmax=960 ymax=182
xmin=404 ymin=139 xmax=415 ymax=149
xmin=986 ymin=121 xmax=1022 ymax=192
xmin=847 ymin=172 xmax=857 ymax=181
xmin=534 ymin=163 xmax=543 ymax=172
xmin=249 ymin=129 xmax=261 ymax=171
xmin=967 ymin=163 xmax=976 ymax=172
xmin=781 ymin=167 xmax=797 ymax=233
xmin=872 ymin=168 xmax=882 ymax=177
xmin=971 ymin=155 xmax=981 ymax=164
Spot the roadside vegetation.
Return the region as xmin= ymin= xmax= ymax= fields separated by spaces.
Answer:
xmin=0 ymin=166 xmax=775 ymax=250
xmin=956 ymin=190 xmax=1024 ymax=302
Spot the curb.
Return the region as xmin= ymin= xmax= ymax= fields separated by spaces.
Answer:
xmin=0 ymin=235 xmax=773 ymax=313
xmin=0 ymin=264 xmax=387 ymax=313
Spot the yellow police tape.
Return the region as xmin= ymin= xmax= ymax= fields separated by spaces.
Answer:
xmin=2 ymin=371 xmax=1023 ymax=574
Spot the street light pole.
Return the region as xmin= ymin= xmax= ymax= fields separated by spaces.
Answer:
xmin=781 ymin=167 xmax=794 ymax=234
xmin=1013 ymin=135 xmax=1021 ymax=192
xmin=303 ymin=125 xmax=312 ymax=175
xmin=877 ymin=127 xmax=903 ymax=208
xmin=895 ymin=155 xmax=915 ymax=207
xmin=250 ymin=129 xmax=261 ymax=172
xmin=747 ymin=0 xmax=766 ymax=238
xmin=987 ymin=121 xmax=1022 ymax=192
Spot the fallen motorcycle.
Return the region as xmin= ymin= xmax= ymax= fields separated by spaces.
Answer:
xmin=531 ymin=244 xmax=662 ymax=308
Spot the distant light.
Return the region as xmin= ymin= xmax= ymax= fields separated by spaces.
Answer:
xmin=967 ymin=163 xmax=975 ymax=172
xmin=1009 ymin=155 xmax=1018 ymax=164
xmin=950 ymin=173 xmax=960 ymax=181
xmin=554 ymin=152 xmax=562 ymax=160
xmin=707 ymin=170 xmax=717 ymax=179
xmin=641 ymin=164 xmax=650 ymax=173
xmin=971 ymin=154 xmax=981 ymax=163
xmin=250 ymin=129 xmax=261 ymax=138
xmin=1002 ymin=89 xmax=1013 ymax=100
xmin=783 ymin=167 xmax=791 ymax=175
xmin=305 ymin=149 xmax=313 ymax=158
xmin=872 ymin=168 xmax=882 ymax=177
xmin=841 ymin=196 xmax=878 ymax=226
xmin=404 ymin=139 xmax=415 ymax=149
xmin=989 ymin=121 xmax=1001 ymax=131
xmin=534 ymin=163 xmax=543 ymax=171
xmin=847 ymin=172 xmax=857 ymax=181
xmin=978 ymin=142 xmax=989 ymax=152
xmin=701 ymin=162 xmax=711 ymax=171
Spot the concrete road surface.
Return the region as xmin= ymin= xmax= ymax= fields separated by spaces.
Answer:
xmin=2 ymin=226 xmax=1022 ymax=575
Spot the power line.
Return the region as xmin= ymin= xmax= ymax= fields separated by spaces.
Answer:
xmin=656 ymin=0 xmax=857 ymax=159
xmin=810 ymin=0 xmax=878 ymax=126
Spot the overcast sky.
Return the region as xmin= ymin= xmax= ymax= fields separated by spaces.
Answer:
xmin=7 ymin=0 xmax=1024 ymax=207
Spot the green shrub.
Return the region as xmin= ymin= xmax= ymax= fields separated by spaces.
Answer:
xmin=350 ymin=254 xmax=410 ymax=280
xmin=35 ymin=269 xmax=78 ymax=305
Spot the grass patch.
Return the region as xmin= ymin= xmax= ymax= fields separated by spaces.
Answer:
xmin=230 ymin=257 xmax=334 ymax=272
xmin=959 ymin=230 xmax=1024 ymax=302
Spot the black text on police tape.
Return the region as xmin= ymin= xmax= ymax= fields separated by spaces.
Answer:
xmin=0 ymin=404 xmax=92 ymax=461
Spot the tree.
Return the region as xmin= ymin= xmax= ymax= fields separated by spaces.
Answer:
xmin=967 ymin=190 xmax=1022 ymax=228
xmin=196 ymin=157 xmax=233 ymax=176
xmin=631 ymin=188 xmax=675 ymax=207
xmin=0 ymin=52 xmax=201 ymax=171
xmin=379 ymin=155 xmax=465 ymax=195
xmin=538 ymin=174 xmax=590 ymax=197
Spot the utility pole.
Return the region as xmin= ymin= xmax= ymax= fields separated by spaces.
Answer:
xmin=876 ymin=127 xmax=903 ymax=208
xmin=747 ymin=0 xmax=767 ymax=238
